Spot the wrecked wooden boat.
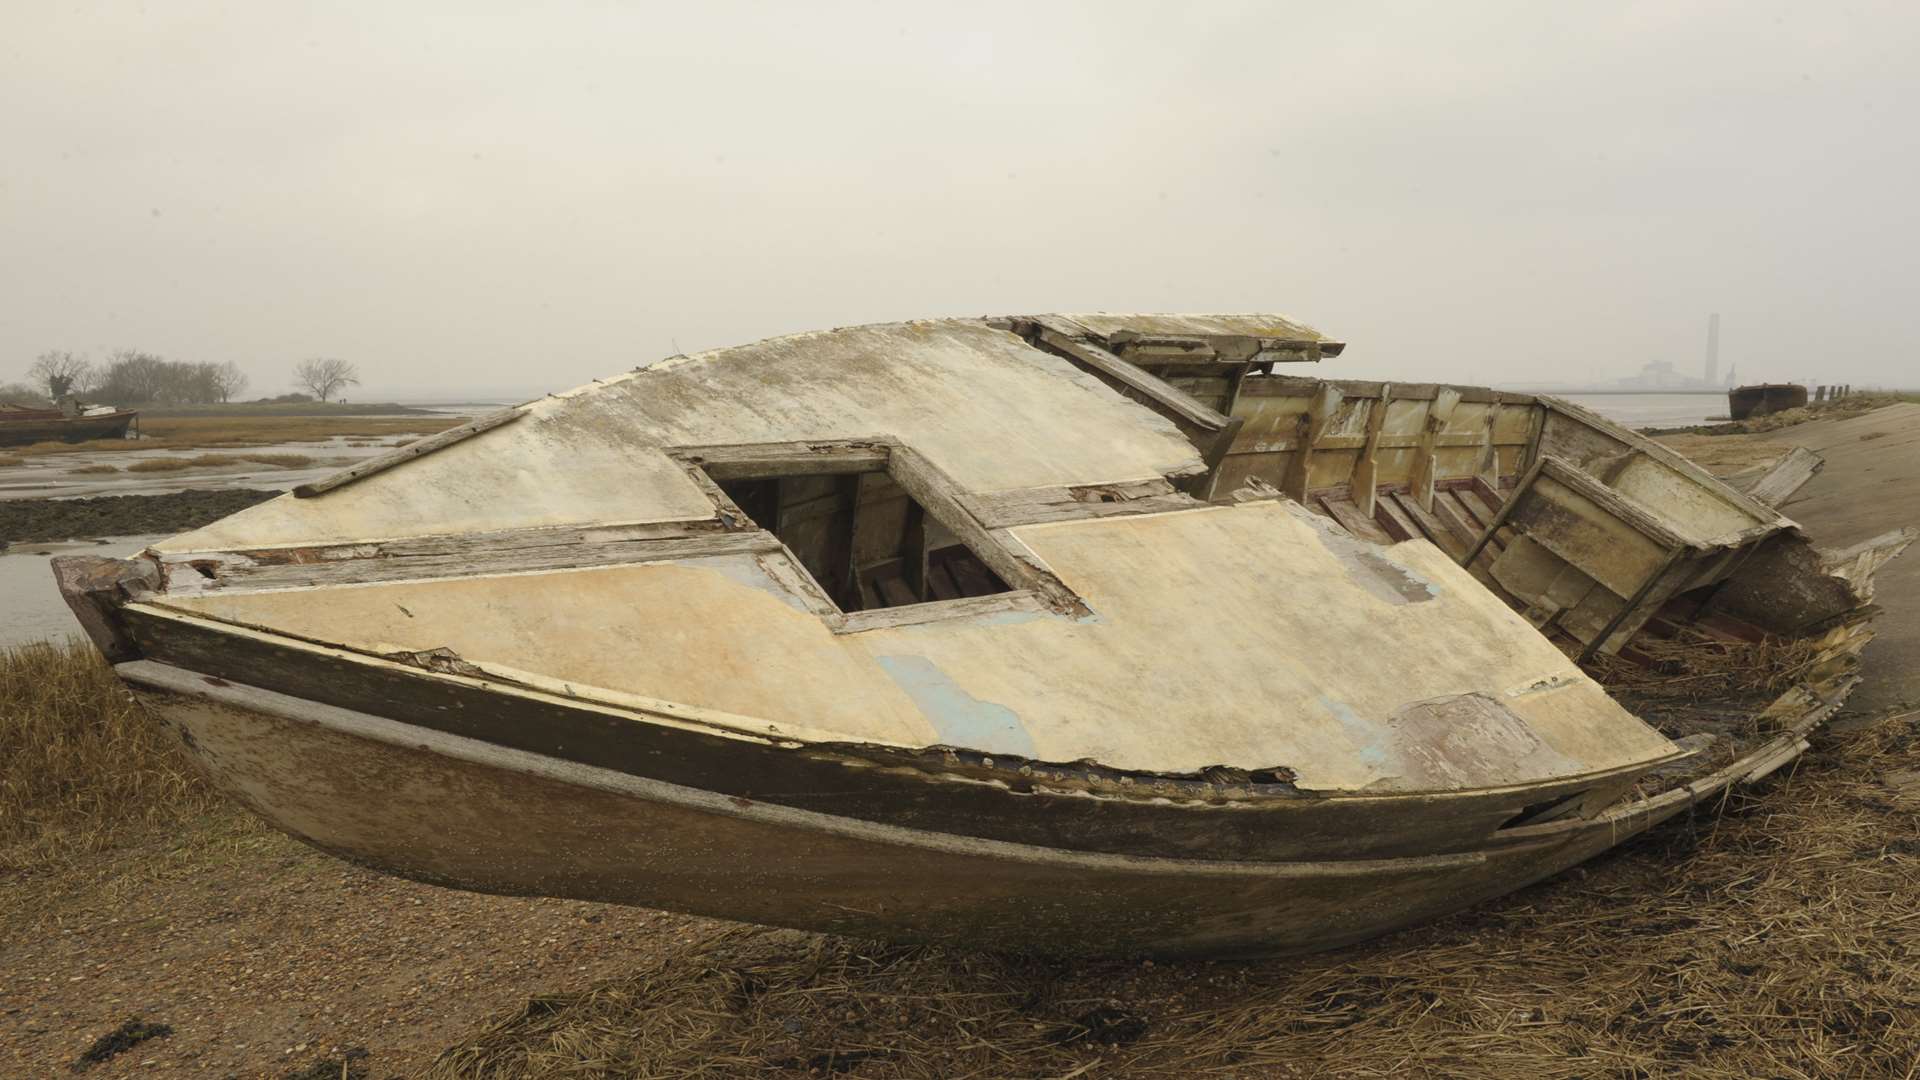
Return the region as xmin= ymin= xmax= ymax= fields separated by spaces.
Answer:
xmin=56 ymin=314 xmax=1912 ymax=957
xmin=0 ymin=401 xmax=139 ymax=446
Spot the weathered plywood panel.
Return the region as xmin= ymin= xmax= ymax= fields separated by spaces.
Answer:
xmin=1609 ymin=456 xmax=1761 ymax=545
xmin=164 ymin=501 xmax=1675 ymax=794
xmin=158 ymin=321 xmax=1204 ymax=553
xmin=1508 ymin=473 xmax=1672 ymax=598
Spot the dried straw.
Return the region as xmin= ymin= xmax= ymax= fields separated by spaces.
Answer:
xmin=0 ymin=639 xmax=215 ymax=870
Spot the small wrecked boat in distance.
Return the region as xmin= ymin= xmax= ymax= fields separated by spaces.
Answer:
xmin=0 ymin=400 xmax=140 ymax=446
xmin=54 ymin=313 xmax=1913 ymax=957
xmin=1728 ymin=382 xmax=1809 ymax=420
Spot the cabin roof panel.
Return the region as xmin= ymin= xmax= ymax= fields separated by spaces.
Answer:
xmin=157 ymin=501 xmax=1677 ymax=792
xmin=155 ymin=319 xmax=1204 ymax=552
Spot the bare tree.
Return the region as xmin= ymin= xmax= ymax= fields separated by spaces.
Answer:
xmin=211 ymin=360 xmax=250 ymax=403
xmin=0 ymin=381 xmax=51 ymax=407
xmin=294 ymin=357 xmax=360 ymax=403
xmin=29 ymin=351 xmax=93 ymax=400
xmin=95 ymin=351 xmax=171 ymax=404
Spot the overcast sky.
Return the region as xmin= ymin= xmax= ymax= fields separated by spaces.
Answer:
xmin=3 ymin=1 xmax=1914 ymax=400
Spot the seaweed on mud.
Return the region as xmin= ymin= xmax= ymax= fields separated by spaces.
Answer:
xmin=71 ymin=1018 xmax=171 ymax=1072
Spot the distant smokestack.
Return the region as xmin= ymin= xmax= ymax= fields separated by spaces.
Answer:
xmin=1705 ymin=313 xmax=1720 ymax=385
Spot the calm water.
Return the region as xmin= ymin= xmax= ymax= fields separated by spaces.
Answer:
xmin=0 ymin=535 xmax=165 ymax=647
xmin=1554 ymin=393 xmax=1729 ymax=429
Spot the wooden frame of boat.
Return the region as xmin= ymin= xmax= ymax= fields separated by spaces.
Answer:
xmin=54 ymin=314 xmax=1910 ymax=957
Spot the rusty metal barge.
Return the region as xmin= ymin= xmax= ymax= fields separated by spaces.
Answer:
xmin=56 ymin=314 xmax=1911 ymax=957
xmin=1728 ymin=382 xmax=1810 ymax=420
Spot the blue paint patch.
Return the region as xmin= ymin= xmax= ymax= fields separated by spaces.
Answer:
xmin=876 ymin=655 xmax=1037 ymax=757
xmin=687 ymin=555 xmax=815 ymax=613
xmin=1321 ymin=694 xmax=1391 ymax=770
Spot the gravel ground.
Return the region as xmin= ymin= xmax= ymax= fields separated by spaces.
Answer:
xmin=0 ymin=489 xmax=280 ymax=544
xmin=0 ymin=815 xmax=721 ymax=1078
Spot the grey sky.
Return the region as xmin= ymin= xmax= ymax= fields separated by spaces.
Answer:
xmin=3 ymin=1 xmax=1915 ymax=399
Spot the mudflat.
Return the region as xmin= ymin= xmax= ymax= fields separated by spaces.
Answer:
xmin=0 ymin=489 xmax=279 ymax=544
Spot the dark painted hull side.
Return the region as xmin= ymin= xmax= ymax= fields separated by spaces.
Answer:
xmin=121 ymin=659 xmax=1755 ymax=958
xmin=1727 ymin=385 xmax=1808 ymax=421
xmin=0 ymin=411 xmax=138 ymax=446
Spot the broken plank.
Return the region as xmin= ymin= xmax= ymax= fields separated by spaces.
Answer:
xmin=159 ymin=530 xmax=785 ymax=594
xmin=1741 ymin=446 xmax=1825 ymax=508
xmin=294 ymin=408 xmax=525 ymax=498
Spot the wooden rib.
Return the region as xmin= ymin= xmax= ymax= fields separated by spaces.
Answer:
xmin=1350 ymin=386 xmax=1391 ymax=518
xmin=1373 ymin=495 xmax=1420 ymax=543
xmin=1407 ymin=388 xmax=1462 ymax=513
xmin=1432 ymin=491 xmax=1484 ymax=549
xmin=1318 ymin=495 xmax=1394 ymax=545
xmin=1460 ymin=456 xmax=1545 ymax=567
xmin=1282 ymin=384 xmax=1343 ymax=500
xmin=1469 ymin=474 xmax=1506 ymax=515
xmin=294 ymin=407 xmax=525 ymax=497
xmin=1391 ymin=490 xmax=1467 ymax=559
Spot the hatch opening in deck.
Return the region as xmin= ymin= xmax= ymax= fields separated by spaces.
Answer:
xmin=716 ymin=465 xmax=1013 ymax=613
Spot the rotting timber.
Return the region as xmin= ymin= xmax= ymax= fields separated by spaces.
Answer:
xmin=54 ymin=314 xmax=1913 ymax=957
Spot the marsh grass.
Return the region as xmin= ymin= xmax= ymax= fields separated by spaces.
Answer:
xmin=0 ymin=640 xmax=216 ymax=871
xmin=237 ymin=452 xmax=316 ymax=467
xmin=124 ymin=451 xmax=320 ymax=474
xmin=68 ymin=463 xmax=120 ymax=475
xmin=11 ymin=415 xmax=461 ymax=457
xmin=0 ymin=454 xmax=23 ymax=467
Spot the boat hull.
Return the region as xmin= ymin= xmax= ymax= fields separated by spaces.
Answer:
xmin=119 ymin=659 xmax=1823 ymax=958
xmin=1727 ymin=384 xmax=1808 ymax=420
xmin=0 ymin=410 xmax=138 ymax=446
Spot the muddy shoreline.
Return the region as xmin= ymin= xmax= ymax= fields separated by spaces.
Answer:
xmin=0 ymin=488 xmax=279 ymax=544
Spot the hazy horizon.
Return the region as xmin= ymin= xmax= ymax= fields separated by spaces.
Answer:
xmin=5 ymin=2 xmax=1916 ymax=401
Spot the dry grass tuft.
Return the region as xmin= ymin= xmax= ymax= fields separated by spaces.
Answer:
xmin=67 ymin=463 xmax=120 ymax=475
xmin=124 ymin=457 xmax=196 ymax=473
xmin=427 ymin=714 xmax=1920 ymax=1080
xmin=236 ymin=452 xmax=315 ymax=468
xmin=122 ymin=452 xmax=314 ymax=473
xmin=1588 ymin=629 xmax=1819 ymax=704
xmin=0 ymin=640 xmax=215 ymax=870
xmin=0 ymin=453 xmax=23 ymax=467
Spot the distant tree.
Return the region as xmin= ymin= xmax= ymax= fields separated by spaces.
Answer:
xmin=29 ymin=351 xmax=93 ymax=400
xmin=294 ymin=357 xmax=359 ymax=403
xmin=211 ymin=360 xmax=249 ymax=403
xmin=0 ymin=381 xmax=52 ymax=407
xmin=95 ymin=351 xmax=171 ymax=405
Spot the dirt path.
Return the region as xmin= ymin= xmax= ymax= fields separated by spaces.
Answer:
xmin=0 ymin=816 xmax=719 ymax=1078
